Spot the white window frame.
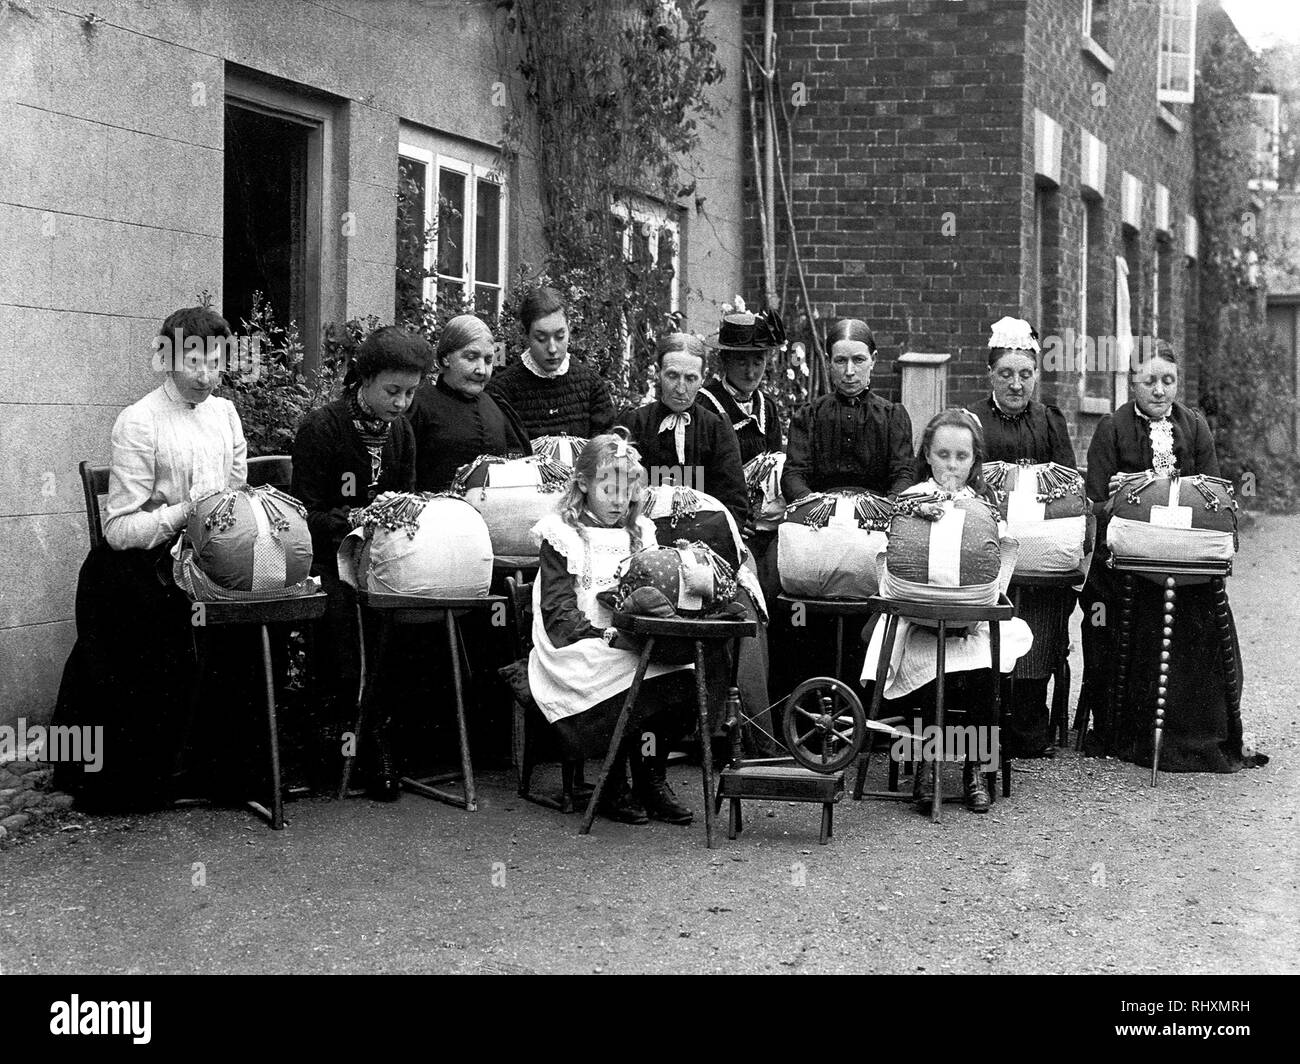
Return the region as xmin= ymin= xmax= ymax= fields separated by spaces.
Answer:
xmin=612 ymin=199 xmax=682 ymax=312
xmin=1114 ymin=254 xmax=1131 ymax=407
xmin=611 ymin=197 xmax=683 ymax=379
xmin=1158 ymin=0 xmax=1197 ymax=105
xmin=397 ymin=135 xmax=508 ymax=318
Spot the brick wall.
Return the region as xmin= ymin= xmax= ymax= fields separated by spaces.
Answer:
xmin=1021 ymin=0 xmax=1197 ymax=460
xmin=742 ymin=0 xmax=1029 ymax=407
xmin=741 ymin=0 xmax=1197 ymax=465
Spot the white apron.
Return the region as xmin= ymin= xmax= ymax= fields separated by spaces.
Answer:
xmin=527 ymin=514 xmax=688 ymax=724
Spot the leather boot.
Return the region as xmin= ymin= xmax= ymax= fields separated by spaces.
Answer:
xmin=912 ymin=759 xmax=935 ymax=807
xmin=367 ymin=717 xmax=401 ymax=802
xmin=633 ymin=746 xmax=694 ymax=825
xmin=963 ymin=760 xmax=990 ymax=814
xmin=598 ymin=752 xmax=647 ymax=824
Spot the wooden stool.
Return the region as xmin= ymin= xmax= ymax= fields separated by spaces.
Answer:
xmin=1008 ymin=569 xmax=1085 ymax=748
xmin=714 ymin=687 xmax=846 ymax=844
xmin=578 ymin=614 xmax=756 ymax=848
xmin=187 ymin=593 xmax=328 ymax=830
xmin=851 ymin=595 xmax=1016 ymax=822
xmin=1086 ymin=556 xmax=1236 ymax=786
xmin=339 ymin=591 xmax=507 ymax=810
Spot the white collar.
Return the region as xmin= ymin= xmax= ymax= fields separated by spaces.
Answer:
xmin=523 ymin=350 xmax=571 ymax=379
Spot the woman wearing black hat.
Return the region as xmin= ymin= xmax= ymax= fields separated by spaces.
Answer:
xmin=699 ymin=299 xmax=786 ymax=606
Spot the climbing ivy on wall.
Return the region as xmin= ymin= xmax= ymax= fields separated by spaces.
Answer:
xmin=1194 ymin=26 xmax=1300 ymax=511
xmin=494 ymin=0 xmax=724 ymax=408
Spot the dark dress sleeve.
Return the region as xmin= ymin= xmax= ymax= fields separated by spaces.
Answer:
xmin=709 ymin=418 xmax=752 ymax=528
xmin=887 ymin=402 xmax=916 ymax=496
xmin=587 ymin=373 xmax=616 ymax=436
xmin=390 ymin=418 xmax=417 ymax=493
xmin=538 ymin=540 xmax=603 ymax=647
xmin=1045 ymin=405 xmax=1077 ymax=468
xmin=1085 ymin=414 xmax=1119 ymax=505
xmin=781 ymin=403 xmax=815 ymax=501
xmin=291 ymin=409 xmax=352 ymax=561
xmin=495 ymin=395 xmax=533 ymax=455
xmin=764 ymin=393 xmax=785 ymax=452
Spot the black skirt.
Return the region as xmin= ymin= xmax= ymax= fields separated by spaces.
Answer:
xmin=52 ymin=544 xmax=196 ymax=809
xmin=1079 ymin=560 xmax=1254 ymax=773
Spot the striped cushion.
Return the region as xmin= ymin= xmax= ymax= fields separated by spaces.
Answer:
xmin=188 ymin=485 xmax=313 ymax=593
xmin=1106 ymin=473 xmax=1237 ymax=565
xmin=886 ymin=494 xmax=1001 ymax=588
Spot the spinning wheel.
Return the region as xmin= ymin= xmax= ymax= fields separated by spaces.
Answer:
xmin=781 ymin=677 xmax=867 ymax=774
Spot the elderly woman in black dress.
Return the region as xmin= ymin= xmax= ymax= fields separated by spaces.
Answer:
xmin=1079 ymin=343 xmax=1265 ymax=771
xmin=291 ymin=326 xmax=432 ymax=798
xmin=54 ymin=306 xmax=247 ymax=809
xmin=966 ymin=316 xmax=1077 ymax=757
xmin=486 ymin=285 xmax=615 ymax=440
xmin=409 ymin=314 xmax=531 ymax=491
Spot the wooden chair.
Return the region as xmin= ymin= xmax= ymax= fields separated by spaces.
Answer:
xmin=78 ymin=455 xmax=294 ymax=550
xmin=851 ymin=595 xmax=1016 ymax=822
xmin=78 ymin=456 xmax=326 ymax=829
xmin=505 ymin=576 xmax=589 ymax=812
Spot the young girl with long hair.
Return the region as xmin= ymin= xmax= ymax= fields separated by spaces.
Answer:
xmin=529 ymin=427 xmax=695 ymax=824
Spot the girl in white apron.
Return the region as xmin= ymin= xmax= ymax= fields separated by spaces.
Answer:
xmin=861 ymin=409 xmax=1032 ymax=812
xmin=529 ymin=429 xmax=695 ymax=824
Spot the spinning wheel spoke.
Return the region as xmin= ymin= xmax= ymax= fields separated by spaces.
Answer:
xmin=782 ymin=677 xmax=868 ymax=774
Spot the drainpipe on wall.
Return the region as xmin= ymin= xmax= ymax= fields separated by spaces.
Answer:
xmin=763 ymin=0 xmax=777 ymax=311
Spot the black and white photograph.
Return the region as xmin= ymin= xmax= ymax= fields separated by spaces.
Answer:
xmin=0 ymin=0 xmax=1295 ymax=1021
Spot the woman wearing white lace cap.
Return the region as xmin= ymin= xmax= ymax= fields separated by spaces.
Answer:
xmin=965 ymin=316 xmax=1078 ymax=758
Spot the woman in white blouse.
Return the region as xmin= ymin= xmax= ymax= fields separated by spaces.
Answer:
xmin=54 ymin=307 xmax=247 ymax=809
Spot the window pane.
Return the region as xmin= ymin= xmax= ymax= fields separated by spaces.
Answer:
xmin=438 ymin=168 xmax=467 ymax=278
xmin=474 ymin=284 xmax=500 ymax=319
xmin=397 ymin=157 xmax=429 ymax=320
xmin=439 ymin=279 xmax=465 ymax=307
xmin=475 ymin=179 xmax=501 ymax=285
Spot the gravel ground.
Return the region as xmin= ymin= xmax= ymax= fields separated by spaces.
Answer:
xmin=2 ymin=514 xmax=1296 ymax=975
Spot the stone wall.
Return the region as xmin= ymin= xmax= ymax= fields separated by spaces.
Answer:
xmin=0 ymin=0 xmax=745 ymax=729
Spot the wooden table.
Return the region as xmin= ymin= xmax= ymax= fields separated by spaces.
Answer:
xmin=578 ymin=614 xmax=756 ymax=848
